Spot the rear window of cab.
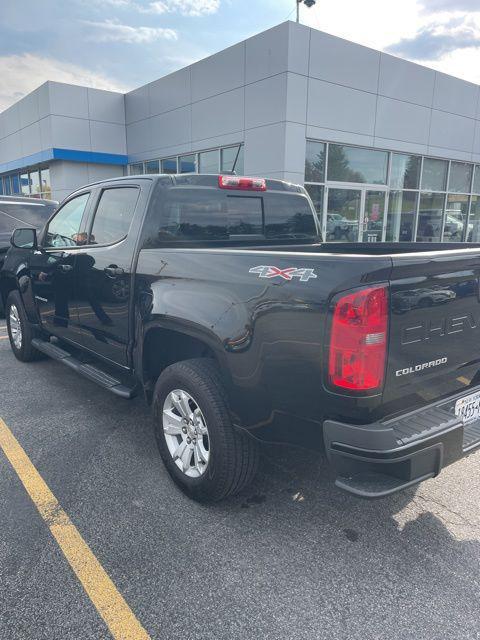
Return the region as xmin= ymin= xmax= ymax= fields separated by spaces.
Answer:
xmin=149 ymin=188 xmax=318 ymax=244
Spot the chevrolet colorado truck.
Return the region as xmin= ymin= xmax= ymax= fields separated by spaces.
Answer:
xmin=2 ymin=173 xmax=480 ymax=501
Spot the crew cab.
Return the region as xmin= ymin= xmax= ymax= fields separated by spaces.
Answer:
xmin=0 ymin=195 xmax=57 ymax=314
xmin=2 ymin=173 xmax=480 ymax=501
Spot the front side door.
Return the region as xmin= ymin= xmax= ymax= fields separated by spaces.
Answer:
xmin=30 ymin=191 xmax=92 ymax=343
xmin=74 ymin=185 xmax=141 ymax=366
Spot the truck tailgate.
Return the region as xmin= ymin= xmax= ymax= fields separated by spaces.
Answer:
xmin=384 ymin=248 xmax=480 ymax=410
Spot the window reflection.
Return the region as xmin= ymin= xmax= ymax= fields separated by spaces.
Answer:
xmin=443 ymin=194 xmax=469 ymax=242
xmin=161 ymin=158 xmax=177 ymax=174
xmin=40 ymin=168 xmax=51 ymax=198
xmin=467 ymin=196 xmax=480 ymax=242
xmin=449 ymin=162 xmax=472 ymax=193
xmin=130 ymin=163 xmax=144 ymax=175
xmin=199 ymin=150 xmax=218 ymax=174
xmin=145 ymin=160 xmax=160 ymax=173
xmin=473 ymin=166 xmax=480 ymax=195
xmin=327 ymin=188 xmax=361 ymax=242
xmin=390 ymin=154 xmax=420 ymax=189
xmin=327 ymin=144 xmax=388 ymax=184
xmin=417 ymin=193 xmax=445 ymax=242
xmin=220 ymin=147 xmax=240 ymax=173
xmin=305 ymin=141 xmax=325 ymax=182
xmin=421 ymin=158 xmax=447 ymax=191
xmin=386 ymin=191 xmax=417 ymax=242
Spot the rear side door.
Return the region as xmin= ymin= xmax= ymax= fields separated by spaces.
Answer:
xmin=30 ymin=191 xmax=92 ymax=343
xmin=73 ymin=182 xmax=146 ymax=367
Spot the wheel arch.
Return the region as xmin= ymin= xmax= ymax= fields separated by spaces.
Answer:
xmin=139 ymin=321 xmax=232 ymax=404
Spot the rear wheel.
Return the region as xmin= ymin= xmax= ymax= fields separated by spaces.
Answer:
xmin=153 ymin=358 xmax=259 ymax=502
xmin=6 ymin=291 xmax=43 ymax=362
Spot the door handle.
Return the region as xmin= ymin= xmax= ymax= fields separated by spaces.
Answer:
xmin=59 ymin=264 xmax=73 ymax=272
xmin=104 ymin=266 xmax=125 ymax=277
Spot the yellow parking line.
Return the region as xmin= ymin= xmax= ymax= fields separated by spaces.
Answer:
xmin=0 ymin=418 xmax=151 ymax=640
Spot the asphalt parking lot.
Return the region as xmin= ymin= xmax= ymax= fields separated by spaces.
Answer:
xmin=1 ymin=319 xmax=480 ymax=640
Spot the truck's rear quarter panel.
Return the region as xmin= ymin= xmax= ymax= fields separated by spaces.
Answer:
xmin=136 ymin=248 xmax=392 ymax=434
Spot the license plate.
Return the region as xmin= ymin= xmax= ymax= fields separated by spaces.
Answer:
xmin=455 ymin=391 xmax=480 ymax=426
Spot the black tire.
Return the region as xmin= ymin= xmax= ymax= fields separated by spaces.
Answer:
xmin=5 ymin=291 xmax=44 ymax=362
xmin=152 ymin=358 xmax=259 ymax=502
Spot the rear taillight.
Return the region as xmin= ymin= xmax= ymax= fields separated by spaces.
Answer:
xmin=218 ymin=175 xmax=266 ymax=191
xmin=328 ymin=285 xmax=388 ymax=392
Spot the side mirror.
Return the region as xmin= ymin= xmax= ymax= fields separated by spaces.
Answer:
xmin=10 ymin=228 xmax=37 ymax=250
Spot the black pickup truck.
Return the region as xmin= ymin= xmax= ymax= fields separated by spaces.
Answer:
xmin=2 ymin=174 xmax=480 ymax=501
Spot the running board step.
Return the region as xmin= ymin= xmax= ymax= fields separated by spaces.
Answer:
xmin=32 ymin=338 xmax=136 ymax=399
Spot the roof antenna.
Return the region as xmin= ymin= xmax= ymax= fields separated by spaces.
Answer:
xmin=296 ymin=0 xmax=316 ymax=23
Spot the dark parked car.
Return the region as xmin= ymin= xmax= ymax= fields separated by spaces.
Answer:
xmin=3 ymin=174 xmax=480 ymax=502
xmin=0 ymin=195 xmax=57 ymax=314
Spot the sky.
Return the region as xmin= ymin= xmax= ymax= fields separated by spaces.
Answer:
xmin=0 ymin=0 xmax=479 ymax=111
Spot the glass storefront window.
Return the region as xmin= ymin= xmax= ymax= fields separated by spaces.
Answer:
xmin=449 ymin=162 xmax=473 ymax=193
xmin=305 ymin=185 xmax=323 ymax=229
xmin=235 ymin=145 xmax=244 ymax=174
xmin=327 ymin=188 xmax=361 ymax=242
xmin=10 ymin=175 xmax=20 ymax=194
xmin=443 ymin=194 xmax=470 ymax=242
xmin=390 ymin=154 xmax=421 ymax=189
xmin=40 ymin=168 xmax=51 ymax=198
xmin=220 ymin=146 xmax=240 ymax=173
xmin=327 ymin=144 xmax=388 ymax=185
xmin=473 ymin=166 xmax=480 ymax=194
xmin=386 ymin=191 xmax=417 ymax=242
xmin=130 ymin=163 xmax=144 ymax=175
xmin=417 ymin=193 xmax=445 ymax=242
xmin=4 ymin=176 xmax=11 ymax=195
xmin=467 ymin=196 xmax=480 ymax=242
xmin=20 ymin=173 xmax=29 ymax=195
xmin=161 ymin=158 xmax=177 ymax=174
xmin=29 ymin=170 xmax=41 ymax=197
xmin=421 ymin=158 xmax=447 ymax=191
xmin=199 ymin=150 xmax=219 ymax=174
xmin=145 ymin=160 xmax=160 ymax=173
xmin=305 ymin=184 xmax=323 ymax=213
xmin=363 ymin=191 xmax=385 ymax=242
xmin=179 ymin=155 xmax=196 ymax=174
xmin=305 ymin=141 xmax=325 ymax=182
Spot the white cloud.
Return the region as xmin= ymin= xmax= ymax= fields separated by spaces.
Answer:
xmin=143 ymin=0 xmax=220 ymax=16
xmin=297 ymin=0 xmax=480 ymax=85
xmin=84 ymin=18 xmax=178 ymax=43
xmin=0 ymin=53 xmax=129 ymax=112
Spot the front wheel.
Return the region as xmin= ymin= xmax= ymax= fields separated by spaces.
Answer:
xmin=6 ymin=291 xmax=44 ymax=362
xmin=152 ymin=358 xmax=259 ymax=502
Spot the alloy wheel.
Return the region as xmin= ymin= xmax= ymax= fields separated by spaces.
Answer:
xmin=9 ymin=304 xmax=22 ymax=350
xmin=162 ymin=389 xmax=210 ymax=477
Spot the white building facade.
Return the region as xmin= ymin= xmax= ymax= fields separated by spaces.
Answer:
xmin=1 ymin=21 xmax=480 ymax=243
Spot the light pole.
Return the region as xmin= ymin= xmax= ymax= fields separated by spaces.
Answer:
xmin=296 ymin=0 xmax=316 ymax=23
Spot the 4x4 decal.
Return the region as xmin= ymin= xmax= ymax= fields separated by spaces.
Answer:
xmin=249 ymin=265 xmax=317 ymax=282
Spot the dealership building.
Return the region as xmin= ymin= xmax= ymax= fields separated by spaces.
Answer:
xmin=1 ymin=20 xmax=480 ymax=243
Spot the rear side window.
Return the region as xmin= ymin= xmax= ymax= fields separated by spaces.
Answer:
xmin=154 ymin=188 xmax=317 ymax=244
xmin=89 ymin=187 xmax=139 ymax=245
